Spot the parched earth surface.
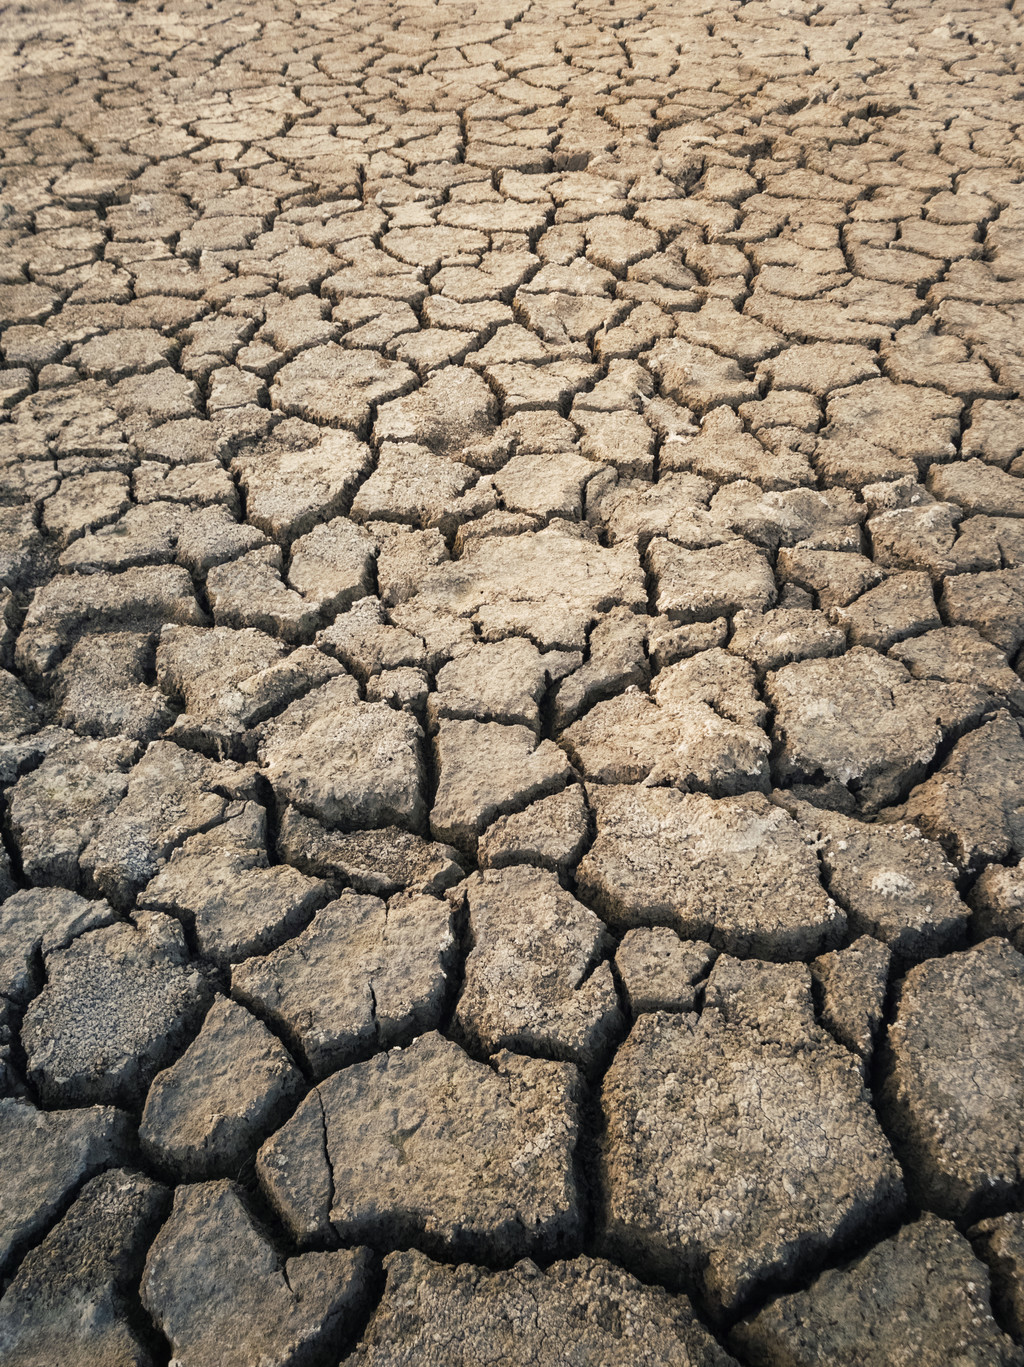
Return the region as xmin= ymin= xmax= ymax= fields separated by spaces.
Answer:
xmin=3 ymin=0 xmax=1024 ymax=1361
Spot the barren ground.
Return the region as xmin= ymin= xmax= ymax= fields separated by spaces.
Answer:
xmin=2 ymin=0 xmax=1024 ymax=1361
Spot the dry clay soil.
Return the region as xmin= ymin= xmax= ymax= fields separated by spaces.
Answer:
xmin=3 ymin=0 xmax=1024 ymax=1361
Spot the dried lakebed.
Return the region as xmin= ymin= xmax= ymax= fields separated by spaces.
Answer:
xmin=2 ymin=0 xmax=1024 ymax=1362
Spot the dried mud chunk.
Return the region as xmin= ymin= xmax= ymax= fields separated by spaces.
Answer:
xmin=833 ymin=572 xmax=941 ymax=652
xmin=662 ymin=631 xmax=762 ymax=685
xmin=136 ymin=416 xmax=225 ymax=466
xmin=477 ymin=785 xmax=590 ymax=875
xmin=349 ymin=442 xmax=479 ymax=528
xmin=256 ymin=294 xmax=334 ymax=354
xmin=80 ymin=741 xmax=258 ymax=908
xmin=929 ymin=458 xmax=1024 ymax=518
xmin=973 ymin=1212 xmax=1024 ymax=1342
xmin=972 ymin=864 xmax=1024 ymax=953
xmin=70 ymin=328 xmax=175 ymax=381
xmin=491 ymin=448 xmax=604 ymax=521
xmin=709 ymin=482 xmax=863 ymax=555
xmin=22 ymin=911 xmax=210 ymax=1108
xmin=0 ymin=1098 xmax=131 ymax=1275
xmin=729 ymin=608 xmax=845 ymax=676
xmin=551 ymin=607 xmax=648 ymax=732
xmin=587 ymin=214 xmax=661 ymax=272
xmin=734 ymin=1213 xmax=1020 ymax=1367
xmin=824 ymin=379 xmax=961 ymax=468
xmin=270 ymin=343 xmax=416 ymax=432
xmin=157 ymin=625 xmax=344 ymax=753
xmin=756 ymin=341 xmax=879 ymax=396
xmin=601 ymin=959 xmax=903 ymax=1316
xmin=900 ymin=712 xmax=1024 ymax=873
xmin=890 ymin=627 xmax=1024 ymax=713
xmin=366 ymin=657 xmax=425 ymax=706
xmin=674 ymin=299 xmax=785 ymax=366
xmin=0 ymin=1170 xmax=169 ymax=1367
xmin=431 ymin=718 xmax=575 ymax=855
xmin=232 ymin=433 xmax=371 ymax=544
xmin=963 ymin=398 xmax=1024 ymax=469
xmin=371 ymin=663 xmax=429 ymax=710
xmin=383 ymin=224 xmax=487 ymax=270
xmin=208 ymin=546 xmax=321 ymax=642
xmin=286 ymin=516 xmax=375 ymax=615
xmin=766 ymin=648 xmax=989 ymax=813
xmin=741 ymin=389 xmax=821 ymax=435
xmin=652 ymin=648 xmax=767 ymax=730
xmin=257 ymin=1032 xmax=582 ymax=1261
xmin=867 ymin=502 xmax=964 ymax=577
xmin=663 ymin=406 xmax=812 ymax=490
xmin=587 ymin=472 xmax=719 ymax=552
xmin=342 ymin=1249 xmax=737 ymax=1367
xmin=53 ymin=632 xmax=175 ymax=742
xmin=577 ymin=786 xmax=843 ymax=961
xmin=776 ymin=548 xmax=882 ymax=610
xmin=649 ymin=338 xmax=760 ymax=414
xmin=179 ymin=212 xmax=264 ymax=256
xmin=0 ymin=283 xmax=58 ymax=326
xmin=43 ymin=470 xmax=131 ymax=549
xmin=15 ymin=565 xmax=206 ymax=680
xmin=941 ymin=568 xmax=1024 ymax=657
xmin=814 ymin=435 xmax=918 ymax=489
xmin=58 ymin=508 xmax=221 ymax=582
xmin=258 ymin=677 xmax=426 ymax=832
xmin=486 ymin=359 xmax=600 ymax=416
xmin=811 ymin=936 xmax=891 ymax=1064
xmin=179 ymin=508 xmax=270 ymax=578
xmin=0 ymin=887 xmax=117 ymax=1007
xmin=454 ymin=866 xmax=621 ymax=1070
xmin=277 ymin=807 xmax=463 ymax=897
xmin=133 ymin=459 xmax=237 ymax=510
xmin=517 ymin=292 xmax=627 ymax=352
xmin=316 ymin=596 xmax=426 ymax=681
xmin=232 ymin=891 xmax=455 ymax=1078
xmin=362 ymin=530 xmax=448 ymax=610
xmin=0 ymin=667 xmax=43 ymax=748
xmin=881 ymin=939 xmax=1024 ymax=1221
xmin=955 ymin=515 xmax=1024 ymax=572
xmin=364 ymin=663 xmax=421 ymax=712
xmin=590 ymin=366 xmax=651 ymax=422
xmin=9 ymin=734 xmax=138 ymax=889
xmin=139 ymin=998 xmax=302 ymax=1180
xmin=138 ymin=801 xmax=329 ymax=965
xmin=373 ymin=364 xmax=498 ymax=457
xmin=407 ymin=526 xmax=645 ymax=650
xmin=0 ymin=506 xmax=43 ymax=593
xmin=784 ymin=799 xmax=968 ymax=964
xmin=142 ymin=1182 xmax=371 ymax=1367
xmin=648 ymin=538 xmax=776 ymax=621
xmin=575 ymin=409 xmax=656 ymax=480
xmin=429 ymin=637 xmax=572 ymax=734
xmin=118 ymin=369 xmax=202 ymax=423
xmin=467 ymin=322 xmax=552 ymax=377
xmin=562 ymin=654 xmax=771 ymax=798
xmin=615 ymin=928 xmax=716 ymax=1016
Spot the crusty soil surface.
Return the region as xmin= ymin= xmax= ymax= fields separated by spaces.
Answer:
xmin=3 ymin=0 xmax=1024 ymax=1361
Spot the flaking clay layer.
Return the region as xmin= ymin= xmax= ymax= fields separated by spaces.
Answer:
xmin=2 ymin=0 xmax=1024 ymax=1361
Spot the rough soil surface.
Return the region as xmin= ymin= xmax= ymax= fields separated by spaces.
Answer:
xmin=2 ymin=0 xmax=1024 ymax=1358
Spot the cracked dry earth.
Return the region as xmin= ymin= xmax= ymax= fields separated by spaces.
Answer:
xmin=4 ymin=0 xmax=1024 ymax=1365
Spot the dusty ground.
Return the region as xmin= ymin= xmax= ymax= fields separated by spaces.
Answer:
xmin=1 ymin=0 xmax=1024 ymax=1361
